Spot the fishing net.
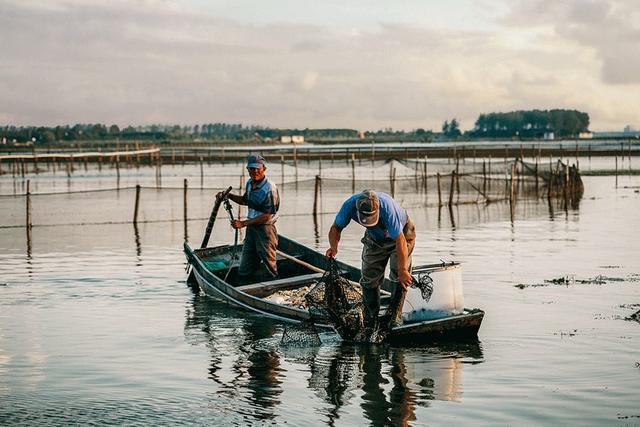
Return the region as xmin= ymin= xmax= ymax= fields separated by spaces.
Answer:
xmin=280 ymin=261 xmax=438 ymax=345
xmin=412 ymin=271 xmax=434 ymax=302
xmin=280 ymin=320 xmax=322 ymax=346
xmin=305 ymin=258 xmax=372 ymax=343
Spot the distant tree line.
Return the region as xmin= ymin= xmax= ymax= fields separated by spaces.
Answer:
xmin=0 ymin=109 xmax=591 ymax=145
xmin=0 ymin=123 xmax=368 ymax=144
xmin=469 ymin=109 xmax=589 ymax=138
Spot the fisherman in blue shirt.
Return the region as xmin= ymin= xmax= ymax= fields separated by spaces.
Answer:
xmin=217 ymin=154 xmax=280 ymax=284
xmin=326 ymin=190 xmax=415 ymax=331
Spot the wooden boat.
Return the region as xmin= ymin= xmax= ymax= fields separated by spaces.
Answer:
xmin=184 ymin=235 xmax=483 ymax=344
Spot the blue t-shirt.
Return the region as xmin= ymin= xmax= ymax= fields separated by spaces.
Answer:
xmin=243 ymin=177 xmax=279 ymax=224
xmin=334 ymin=192 xmax=407 ymax=242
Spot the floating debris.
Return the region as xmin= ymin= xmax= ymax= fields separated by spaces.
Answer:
xmin=617 ymin=414 xmax=640 ymax=420
xmin=625 ymin=309 xmax=640 ymax=324
xmin=515 ymin=274 xmax=636 ymax=289
xmin=515 ymin=283 xmax=545 ymax=289
xmin=620 ymin=304 xmax=640 ymax=309
xmin=554 ymin=329 xmax=578 ymax=337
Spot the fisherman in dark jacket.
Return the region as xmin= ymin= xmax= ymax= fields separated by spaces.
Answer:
xmin=217 ymin=154 xmax=280 ymax=284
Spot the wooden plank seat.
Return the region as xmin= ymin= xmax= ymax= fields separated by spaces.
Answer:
xmin=236 ymin=272 xmax=324 ymax=297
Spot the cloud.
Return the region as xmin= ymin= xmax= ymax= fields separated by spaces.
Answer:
xmin=503 ymin=0 xmax=640 ymax=85
xmin=0 ymin=0 xmax=638 ymax=130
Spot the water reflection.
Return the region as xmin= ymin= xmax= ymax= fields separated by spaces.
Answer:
xmin=184 ymin=294 xmax=483 ymax=425
xmin=133 ymin=222 xmax=141 ymax=261
xmin=308 ymin=341 xmax=483 ymax=426
xmin=184 ymin=295 xmax=284 ymax=421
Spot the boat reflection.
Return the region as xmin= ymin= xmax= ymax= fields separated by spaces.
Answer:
xmin=306 ymin=341 xmax=483 ymax=425
xmin=185 ymin=294 xmax=483 ymax=425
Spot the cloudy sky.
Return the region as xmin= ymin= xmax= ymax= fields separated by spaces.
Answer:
xmin=1 ymin=0 xmax=638 ymax=131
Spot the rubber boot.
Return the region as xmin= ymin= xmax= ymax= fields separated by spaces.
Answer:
xmin=362 ymin=286 xmax=380 ymax=341
xmin=387 ymin=282 xmax=406 ymax=329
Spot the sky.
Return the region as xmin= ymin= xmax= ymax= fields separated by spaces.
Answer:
xmin=1 ymin=0 xmax=639 ymax=131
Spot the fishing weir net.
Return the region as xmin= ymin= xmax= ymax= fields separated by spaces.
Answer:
xmin=278 ymin=158 xmax=579 ymax=207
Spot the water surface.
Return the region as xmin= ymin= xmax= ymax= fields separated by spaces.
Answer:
xmin=1 ymin=164 xmax=639 ymax=426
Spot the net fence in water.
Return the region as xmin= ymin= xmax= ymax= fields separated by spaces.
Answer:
xmin=1 ymin=157 xmax=580 ymax=229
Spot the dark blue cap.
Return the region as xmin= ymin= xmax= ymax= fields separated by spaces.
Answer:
xmin=246 ymin=154 xmax=266 ymax=169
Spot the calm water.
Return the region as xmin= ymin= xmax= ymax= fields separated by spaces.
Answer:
xmin=1 ymin=162 xmax=639 ymax=426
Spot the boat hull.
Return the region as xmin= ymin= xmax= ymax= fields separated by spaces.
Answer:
xmin=184 ymin=236 xmax=484 ymax=343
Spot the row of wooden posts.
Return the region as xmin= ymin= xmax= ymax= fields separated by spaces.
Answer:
xmin=2 ymin=139 xmax=636 ymax=179
xmin=19 ymin=155 xmax=580 ymax=229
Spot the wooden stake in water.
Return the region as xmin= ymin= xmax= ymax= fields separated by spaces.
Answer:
xmin=391 ymin=165 xmax=397 ymax=198
xmin=535 ymin=160 xmax=539 ymax=197
xmin=448 ymin=171 xmax=456 ymax=207
xmin=424 ymin=155 xmax=428 ymax=194
xmin=615 ymin=156 xmax=618 ymax=188
xmin=133 ymin=184 xmax=141 ymax=224
xmin=510 ymin=164 xmax=516 ymax=205
xmin=115 ymin=156 xmax=120 ymax=188
xmin=294 ymin=145 xmax=298 ymax=184
xmin=482 ymin=160 xmax=487 ymax=195
xmin=26 ymin=184 xmax=32 ymax=230
xmin=488 ymin=155 xmax=492 ymax=190
xmin=371 ymin=140 xmax=375 ymax=165
xmin=313 ymin=175 xmax=321 ymax=217
xmin=280 ymin=155 xmax=285 ymax=186
xmin=437 ymin=172 xmax=442 ymax=207
xmin=351 ymin=154 xmax=356 ymax=194
xmin=200 ymin=156 xmax=204 ymax=189
xmin=183 ymin=179 xmax=188 ymax=239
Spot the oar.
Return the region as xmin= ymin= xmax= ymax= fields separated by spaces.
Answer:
xmin=275 ymin=250 xmax=325 ymax=274
xmin=200 ymin=186 xmax=232 ymax=249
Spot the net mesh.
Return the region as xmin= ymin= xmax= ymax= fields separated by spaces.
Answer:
xmin=305 ymin=259 xmax=371 ymax=342
xmin=280 ymin=321 xmax=322 ymax=346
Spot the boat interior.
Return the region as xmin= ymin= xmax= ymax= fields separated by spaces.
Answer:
xmin=191 ymin=237 xmax=455 ymax=307
xmin=193 ymin=243 xmax=344 ymax=297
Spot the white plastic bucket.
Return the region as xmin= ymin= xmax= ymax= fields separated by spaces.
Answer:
xmin=401 ymin=263 xmax=465 ymax=322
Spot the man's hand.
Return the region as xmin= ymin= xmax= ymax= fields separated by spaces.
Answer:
xmin=398 ymin=269 xmax=413 ymax=289
xmin=230 ymin=219 xmax=245 ymax=229
xmin=325 ymin=247 xmax=337 ymax=258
